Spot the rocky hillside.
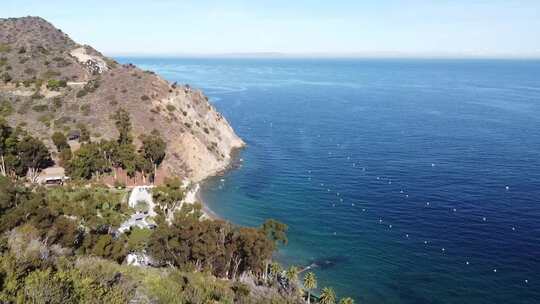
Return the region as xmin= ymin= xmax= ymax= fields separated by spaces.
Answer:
xmin=0 ymin=16 xmax=244 ymax=182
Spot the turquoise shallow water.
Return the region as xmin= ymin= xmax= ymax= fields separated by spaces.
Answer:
xmin=119 ymin=58 xmax=540 ymax=304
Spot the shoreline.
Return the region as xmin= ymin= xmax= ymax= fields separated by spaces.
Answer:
xmin=190 ymin=145 xmax=245 ymax=221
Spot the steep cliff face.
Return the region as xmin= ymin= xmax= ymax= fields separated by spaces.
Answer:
xmin=0 ymin=16 xmax=244 ymax=182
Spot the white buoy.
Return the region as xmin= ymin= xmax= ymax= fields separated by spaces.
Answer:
xmin=351 ymin=203 xmax=355 ymax=206
xmin=466 ymin=261 xmax=469 ymax=265
xmin=442 ymin=248 xmax=445 ymax=252
xmin=512 ymin=227 xmax=516 ymax=231
xmin=453 ymin=208 xmax=457 ymax=212
xmin=389 ymin=225 xmax=392 ymax=228
xmin=426 ymin=202 xmax=430 ymax=206
xmin=431 ymin=163 xmax=435 ymax=167
xmin=493 ymin=269 xmax=497 ymax=273
xmin=483 ymin=217 xmax=487 ymax=222
xmin=505 ymin=186 xmax=510 ymax=190
xmin=424 ymin=241 xmax=428 ymax=244
xmin=525 ymin=279 xmax=528 ymax=283
xmin=406 ymin=234 xmax=409 ymax=238
xmin=406 ymin=194 xmax=409 ymax=198
xmin=379 ymin=219 xmax=383 ymax=223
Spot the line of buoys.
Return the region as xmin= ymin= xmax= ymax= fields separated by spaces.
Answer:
xmin=304 ymin=154 xmax=531 ymax=287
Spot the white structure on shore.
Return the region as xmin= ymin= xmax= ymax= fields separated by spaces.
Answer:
xmin=128 ymin=186 xmax=156 ymax=216
xmin=118 ymin=186 xmax=156 ymax=233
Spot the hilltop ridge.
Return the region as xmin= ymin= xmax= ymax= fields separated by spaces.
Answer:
xmin=0 ymin=16 xmax=244 ymax=182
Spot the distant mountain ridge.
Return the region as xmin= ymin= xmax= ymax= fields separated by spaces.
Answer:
xmin=0 ymin=16 xmax=244 ymax=182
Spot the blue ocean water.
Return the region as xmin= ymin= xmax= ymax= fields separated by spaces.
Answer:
xmin=119 ymin=58 xmax=540 ymax=304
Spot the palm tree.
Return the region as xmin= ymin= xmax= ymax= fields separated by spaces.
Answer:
xmin=339 ymin=297 xmax=354 ymax=304
xmin=320 ymin=287 xmax=336 ymax=304
xmin=285 ymin=266 xmax=300 ymax=292
xmin=269 ymin=262 xmax=283 ymax=281
xmin=303 ymin=272 xmax=317 ymax=304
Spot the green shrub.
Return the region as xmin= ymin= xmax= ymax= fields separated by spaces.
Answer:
xmin=166 ymin=104 xmax=176 ymax=112
xmin=43 ymin=70 xmax=61 ymax=79
xmin=80 ymin=104 xmax=91 ymax=116
xmin=24 ymin=67 xmax=36 ymax=75
xmin=46 ymin=79 xmax=67 ymax=91
xmin=38 ymin=114 xmax=54 ymax=127
xmin=17 ymin=100 xmax=33 ymax=114
xmin=1 ymin=72 xmax=12 ymax=83
xmin=31 ymin=92 xmax=44 ymax=100
xmin=0 ymin=100 xmax=14 ymax=117
xmin=32 ymin=104 xmax=49 ymax=112
xmin=0 ymin=57 xmax=7 ymax=66
xmin=140 ymin=95 xmax=150 ymax=101
xmin=76 ymin=79 xmax=100 ymax=98
xmin=53 ymin=97 xmax=63 ymax=109
xmin=54 ymin=116 xmax=72 ymax=127
xmin=0 ymin=43 xmax=10 ymax=53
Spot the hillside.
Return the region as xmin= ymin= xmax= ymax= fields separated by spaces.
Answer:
xmin=0 ymin=16 xmax=244 ymax=182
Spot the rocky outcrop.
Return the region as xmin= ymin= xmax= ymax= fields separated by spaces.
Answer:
xmin=0 ymin=16 xmax=244 ymax=182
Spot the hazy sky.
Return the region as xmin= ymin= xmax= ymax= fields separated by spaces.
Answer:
xmin=3 ymin=0 xmax=540 ymax=57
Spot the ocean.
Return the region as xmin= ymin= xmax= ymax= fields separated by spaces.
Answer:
xmin=118 ymin=57 xmax=540 ymax=304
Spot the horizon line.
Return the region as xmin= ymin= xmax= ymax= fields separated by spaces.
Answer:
xmin=107 ymin=51 xmax=540 ymax=60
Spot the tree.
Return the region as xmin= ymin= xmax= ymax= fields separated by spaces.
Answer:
xmin=261 ymin=219 xmax=288 ymax=246
xmin=16 ymin=136 xmax=52 ymax=182
xmin=269 ymin=262 xmax=283 ymax=281
xmin=112 ymin=108 xmax=132 ymax=145
xmin=135 ymin=154 xmax=153 ymax=184
xmin=339 ymin=297 xmax=355 ymax=304
xmin=0 ymin=119 xmax=12 ymax=176
xmin=260 ymin=219 xmax=288 ymax=283
xmin=285 ymin=265 xmax=299 ymax=293
xmin=152 ymin=177 xmax=185 ymax=220
xmin=116 ymin=143 xmax=137 ymax=177
xmin=78 ymin=124 xmax=91 ymax=143
xmin=51 ymin=132 xmax=69 ymax=151
xmin=66 ymin=143 xmax=108 ymax=179
xmin=0 ymin=176 xmax=16 ymax=212
xmin=320 ymin=287 xmax=336 ymax=304
xmin=139 ymin=130 xmax=166 ymax=182
xmin=303 ymin=272 xmax=317 ymax=304
xmin=52 ymin=132 xmax=71 ymax=166
xmin=98 ymin=139 xmax=121 ymax=178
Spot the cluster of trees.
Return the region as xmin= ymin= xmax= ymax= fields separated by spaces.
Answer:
xmin=0 ymin=118 xmax=52 ymax=181
xmin=0 ymin=176 xmax=300 ymax=303
xmin=147 ymin=177 xmax=289 ymax=282
xmin=66 ymin=108 xmax=166 ymax=182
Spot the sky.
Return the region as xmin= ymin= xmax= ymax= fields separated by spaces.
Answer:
xmin=2 ymin=0 xmax=540 ymax=58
